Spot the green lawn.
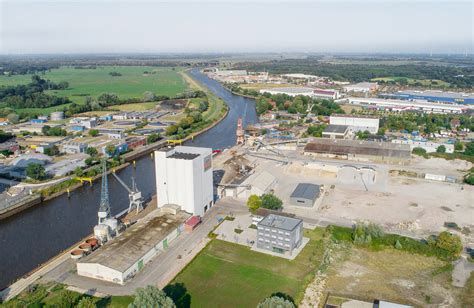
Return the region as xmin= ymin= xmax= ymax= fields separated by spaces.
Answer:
xmin=171 ymin=229 xmax=325 ymax=307
xmin=0 ymin=66 xmax=188 ymax=115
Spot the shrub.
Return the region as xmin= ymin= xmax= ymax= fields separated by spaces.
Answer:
xmin=261 ymin=193 xmax=283 ymax=210
xmin=412 ymin=147 xmax=427 ymax=156
xmin=435 ymin=231 xmax=462 ymax=257
xmin=247 ymin=194 xmax=262 ymax=213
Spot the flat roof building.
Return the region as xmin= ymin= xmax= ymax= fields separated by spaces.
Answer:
xmin=330 ymin=114 xmax=380 ymax=134
xmin=155 ymin=146 xmax=213 ymax=216
xmin=290 ymin=183 xmax=320 ymax=207
xmin=384 ymin=90 xmax=474 ymax=105
xmin=343 ymin=82 xmax=379 ymax=93
xmin=322 ymin=124 xmax=349 ymax=139
xmin=77 ymin=210 xmax=189 ymax=285
xmin=304 ymin=138 xmax=411 ymax=162
xmin=257 ymin=214 xmax=303 ymax=256
xmin=347 ymin=97 xmax=469 ymax=114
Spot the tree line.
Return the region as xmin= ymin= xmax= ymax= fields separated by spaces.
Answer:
xmin=0 ymin=75 xmax=70 ymax=109
xmin=234 ymin=57 xmax=474 ymax=88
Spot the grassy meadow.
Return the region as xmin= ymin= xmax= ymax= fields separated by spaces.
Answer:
xmin=0 ymin=66 xmax=188 ymax=115
xmin=170 ymin=229 xmax=325 ymax=307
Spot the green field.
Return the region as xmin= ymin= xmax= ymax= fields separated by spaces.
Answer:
xmin=0 ymin=66 xmax=187 ymax=115
xmin=171 ymin=229 xmax=325 ymax=307
xmin=371 ymin=76 xmax=450 ymax=87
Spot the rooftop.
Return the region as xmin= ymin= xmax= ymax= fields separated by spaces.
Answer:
xmin=330 ymin=114 xmax=379 ymax=119
xmin=290 ymin=183 xmax=320 ymax=201
xmin=304 ymin=138 xmax=411 ymax=159
xmin=261 ymin=87 xmax=314 ymax=93
xmin=78 ymin=210 xmax=190 ymax=272
xmin=258 ymin=214 xmax=302 ymax=231
xmin=168 ymin=152 xmax=200 ymax=160
xmin=398 ymin=90 xmax=474 ymax=99
xmin=324 ymin=124 xmax=349 ymax=134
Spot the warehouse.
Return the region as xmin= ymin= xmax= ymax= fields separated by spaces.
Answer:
xmin=155 ymin=146 xmax=213 ymax=216
xmin=329 ymin=114 xmax=380 ymax=134
xmin=322 ymin=124 xmax=349 ymax=139
xmin=312 ymin=88 xmax=340 ymax=100
xmin=290 ymin=183 xmax=320 ymax=207
xmin=391 ymin=139 xmax=454 ymax=154
xmin=259 ymin=87 xmax=314 ymax=97
xmin=304 ymin=138 xmax=411 ymax=163
xmin=77 ymin=210 xmax=190 ymax=285
xmin=384 ymin=90 xmax=474 ymax=105
xmin=343 ymin=82 xmax=379 ymax=93
xmin=346 ymin=97 xmax=468 ymax=114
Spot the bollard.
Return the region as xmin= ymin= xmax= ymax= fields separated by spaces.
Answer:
xmin=133 ymin=160 xmax=136 ymax=167
xmin=67 ymin=188 xmax=70 ymax=198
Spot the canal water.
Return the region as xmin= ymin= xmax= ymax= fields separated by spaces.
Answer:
xmin=0 ymin=68 xmax=258 ymax=290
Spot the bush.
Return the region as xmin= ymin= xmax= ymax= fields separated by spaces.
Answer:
xmin=412 ymin=147 xmax=427 ymax=156
xmin=247 ymin=194 xmax=262 ymax=213
xmin=436 ymin=145 xmax=446 ymax=153
xmin=435 ymin=231 xmax=463 ymax=257
xmin=260 ymin=193 xmax=283 ymax=210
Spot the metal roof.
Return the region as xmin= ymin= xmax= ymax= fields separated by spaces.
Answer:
xmin=290 ymin=183 xmax=320 ymax=201
xmin=168 ymin=152 xmax=200 ymax=160
xmin=258 ymin=214 xmax=302 ymax=231
xmin=323 ymin=124 xmax=349 ymax=134
xmin=78 ymin=210 xmax=189 ymax=272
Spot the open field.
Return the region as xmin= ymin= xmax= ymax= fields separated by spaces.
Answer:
xmin=0 ymin=66 xmax=187 ymax=115
xmin=325 ymin=248 xmax=462 ymax=306
xmin=371 ymin=76 xmax=450 ymax=87
xmin=171 ymin=229 xmax=325 ymax=307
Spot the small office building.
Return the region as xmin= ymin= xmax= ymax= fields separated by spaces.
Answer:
xmin=290 ymin=183 xmax=320 ymax=207
xmin=257 ymin=214 xmax=303 ymax=256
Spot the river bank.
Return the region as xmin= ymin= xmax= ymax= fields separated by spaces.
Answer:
xmin=0 ymin=70 xmax=229 ymax=221
xmin=0 ymin=68 xmax=258 ymax=292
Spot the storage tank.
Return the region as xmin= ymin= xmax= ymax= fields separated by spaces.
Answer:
xmin=50 ymin=111 xmax=65 ymax=121
xmin=79 ymin=243 xmax=92 ymax=252
xmin=70 ymin=250 xmax=84 ymax=259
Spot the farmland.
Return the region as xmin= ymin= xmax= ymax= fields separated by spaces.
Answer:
xmin=170 ymin=229 xmax=325 ymax=307
xmin=0 ymin=66 xmax=187 ymax=114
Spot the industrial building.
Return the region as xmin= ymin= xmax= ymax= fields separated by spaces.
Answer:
xmin=343 ymin=82 xmax=379 ymax=93
xmin=62 ymin=142 xmax=88 ymax=154
xmin=304 ymin=139 xmax=411 ymax=162
xmin=259 ymin=87 xmax=339 ymax=100
xmin=290 ymin=183 xmax=320 ymax=207
xmin=391 ymin=139 xmax=454 ymax=154
xmin=257 ymin=214 xmax=303 ymax=256
xmin=77 ymin=210 xmax=190 ymax=285
xmin=259 ymin=87 xmax=314 ymax=97
xmin=155 ymin=146 xmax=213 ymax=216
xmin=312 ymin=88 xmax=340 ymax=100
xmin=346 ymin=97 xmax=468 ymax=114
xmin=383 ymin=90 xmax=474 ymax=104
xmin=329 ymin=114 xmax=380 ymax=134
xmin=322 ymin=124 xmax=349 ymax=139
xmin=97 ymin=128 xmax=125 ymax=139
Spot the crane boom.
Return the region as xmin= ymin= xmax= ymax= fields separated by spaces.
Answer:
xmin=112 ymin=172 xmax=133 ymax=193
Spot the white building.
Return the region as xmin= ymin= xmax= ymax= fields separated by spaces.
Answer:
xmin=155 ymin=146 xmax=213 ymax=216
xmin=391 ymin=139 xmax=454 ymax=154
xmin=312 ymin=88 xmax=340 ymax=100
xmin=343 ymin=82 xmax=379 ymax=93
xmin=345 ymin=97 xmax=468 ymax=114
xmin=259 ymin=87 xmax=315 ymax=97
xmin=329 ymin=114 xmax=380 ymax=134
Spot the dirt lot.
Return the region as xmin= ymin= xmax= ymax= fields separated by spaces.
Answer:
xmin=325 ymin=248 xmax=462 ymax=307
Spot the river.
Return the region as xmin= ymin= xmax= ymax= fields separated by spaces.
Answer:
xmin=0 ymin=68 xmax=258 ymax=290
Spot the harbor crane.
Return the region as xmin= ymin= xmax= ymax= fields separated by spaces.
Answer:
xmin=112 ymin=171 xmax=144 ymax=214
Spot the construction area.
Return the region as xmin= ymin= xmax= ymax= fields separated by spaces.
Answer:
xmin=213 ymin=136 xmax=473 ymax=240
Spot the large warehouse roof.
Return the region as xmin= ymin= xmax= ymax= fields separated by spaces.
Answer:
xmin=290 ymin=183 xmax=320 ymax=201
xmin=324 ymin=124 xmax=349 ymax=134
xmin=304 ymin=138 xmax=410 ymax=159
xmin=78 ymin=210 xmax=189 ymax=272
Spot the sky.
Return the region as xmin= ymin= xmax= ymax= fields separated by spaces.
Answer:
xmin=0 ymin=0 xmax=473 ymax=54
